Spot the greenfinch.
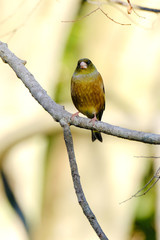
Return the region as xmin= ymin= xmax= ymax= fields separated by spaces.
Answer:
xmin=71 ymin=58 xmax=105 ymax=142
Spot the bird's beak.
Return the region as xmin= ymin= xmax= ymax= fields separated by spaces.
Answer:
xmin=80 ymin=61 xmax=87 ymax=69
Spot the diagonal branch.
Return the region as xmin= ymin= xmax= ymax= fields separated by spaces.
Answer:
xmin=0 ymin=41 xmax=160 ymax=145
xmin=109 ymin=0 xmax=160 ymax=13
xmin=87 ymin=0 xmax=160 ymax=14
xmin=61 ymin=119 xmax=109 ymax=240
xmin=120 ymin=167 xmax=160 ymax=204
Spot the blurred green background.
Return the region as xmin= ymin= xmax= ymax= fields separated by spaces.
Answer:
xmin=0 ymin=0 xmax=160 ymax=240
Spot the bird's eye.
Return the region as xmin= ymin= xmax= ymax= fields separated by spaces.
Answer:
xmin=87 ymin=60 xmax=91 ymax=65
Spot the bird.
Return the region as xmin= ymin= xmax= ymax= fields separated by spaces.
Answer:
xmin=71 ymin=58 xmax=105 ymax=142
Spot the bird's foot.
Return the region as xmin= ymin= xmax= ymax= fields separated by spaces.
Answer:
xmin=89 ymin=114 xmax=98 ymax=125
xmin=71 ymin=112 xmax=80 ymax=121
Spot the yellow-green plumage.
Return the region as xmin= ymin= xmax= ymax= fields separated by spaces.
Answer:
xmin=71 ymin=58 xmax=105 ymax=142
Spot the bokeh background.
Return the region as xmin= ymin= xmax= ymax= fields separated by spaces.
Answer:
xmin=0 ymin=0 xmax=160 ymax=240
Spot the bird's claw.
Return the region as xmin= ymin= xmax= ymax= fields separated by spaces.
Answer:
xmin=89 ymin=114 xmax=98 ymax=125
xmin=71 ymin=112 xmax=79 ymax=121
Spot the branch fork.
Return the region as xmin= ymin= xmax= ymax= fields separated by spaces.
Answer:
xmin=0 ymin=41 xmax=160 ymax=240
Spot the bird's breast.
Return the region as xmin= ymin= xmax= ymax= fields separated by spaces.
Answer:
xmin=71 ymin=72 xmax=105 ymax=119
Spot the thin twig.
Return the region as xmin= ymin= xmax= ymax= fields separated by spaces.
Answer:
xmin=62 ymin=5 xmax=130 ymax=26
xmin=61 ymin=7 xmax=100 ymax=23
xmin=120 ymin=167 xmax=160 ymax=204
xmin=126 ymin=0 xmax=132 ymax=14
xmin=99 ymin=8 xmax=130 ymax=25
xmin=0 ymin=0 xmax=26 ymax=25
xmin=61 ymin=119 xmax=109 ymax=240
xmin=109 ymin=0 xmax=160 ymax=13
xmin=87 ymin=0 xmax=160 ymax=13
xmin=0 ymin=0 xmax=42 ymax=40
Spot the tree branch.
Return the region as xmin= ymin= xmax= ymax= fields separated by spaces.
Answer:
xmin=109 ymin=0 xmax=160 ymax=13
xmin=87 ymin=1 xmax=160 ymax=14
xmin=0 ymin=41 xmax=159 ymax=145
xmin=61 ymin=119 xmax=109 ymax=240
xmin=0 ymin=41 xmax=160 ymax=240
xmin=120 ymin=167 xmax=160 ymax=204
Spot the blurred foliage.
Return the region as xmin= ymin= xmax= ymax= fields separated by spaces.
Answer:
xmin=131 ymin=157 xmax=156 ymax=239
xmin=54 ymin=1 xmax=89 ymax=103
xmin=132 ymin=213 xmax=155 ymax=240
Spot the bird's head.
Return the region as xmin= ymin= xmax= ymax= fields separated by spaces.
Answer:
xmin=75 ymin=58 xmax=97 ymax=75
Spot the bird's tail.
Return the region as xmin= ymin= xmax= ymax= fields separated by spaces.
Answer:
xmin=91 ymin=130 xmax=103 ymax=142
